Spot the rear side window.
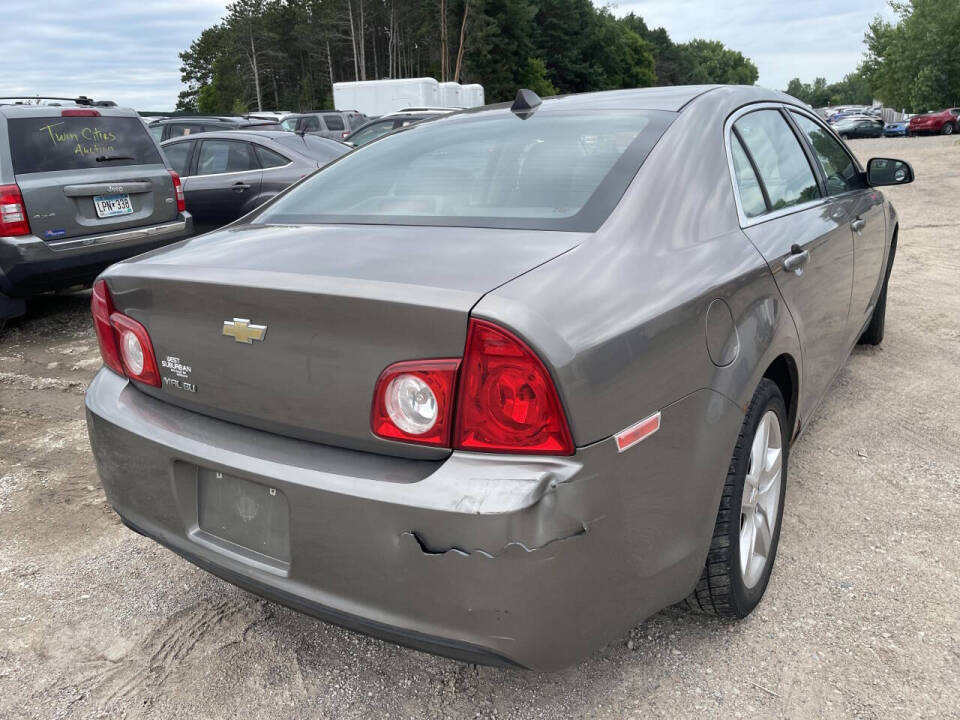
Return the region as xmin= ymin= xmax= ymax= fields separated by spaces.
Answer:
xmin=324 ymin=114 xmax=345 ymax=131
xmin=734 ymin=110 xmax=820 ymax=214
xmin=790 ymin=112 xmax=866 ymax=196
xmin=7 ymin=116 xmax=163 ymax=174
xmin=730 ymin=135 xmax=767 ymax=218
xmin=196 ymin=140 xmax=258 ymax=175
xmin=255 ymin=145 xmax=290 ymax=168
xmin=168 ymin=124 xmax=206 ymax=137
xmin=163 ymin=141 xmax=192 ymax=176
xmin=302 ymin=116 xmax=322 ymax=132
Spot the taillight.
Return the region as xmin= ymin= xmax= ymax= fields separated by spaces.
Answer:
xmin=454 ymin=320 xmax=574 ymax=455
xmin=371 ymin=320 xmax=574 ymax=455
xmin=371 ymin=359 xmax=460 ymax=446
xmin=169 ymin=170 xmax=185 ymax=212
xmin=90 ymin=279 xmax=161 ymax=387
xmin=0 ymin=184 xmax=30 ymax=236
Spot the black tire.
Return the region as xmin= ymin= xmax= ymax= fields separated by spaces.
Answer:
xmin=683 ymin=379 xmax=788 ymax=617
xmin=941 ymin=123 xmax=954 ymax=135
xmin=859 ymin=237 xmax=897 ymax=346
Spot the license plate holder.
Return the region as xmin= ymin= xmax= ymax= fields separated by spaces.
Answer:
xmin=197 ymin=470 xmax=290 ymax=564
xmin=92 ymin=193 xmax=133 ymax=218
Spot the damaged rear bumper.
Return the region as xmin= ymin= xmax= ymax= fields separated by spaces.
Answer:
xmin=85 ymin=368 xmax=741 ymax=670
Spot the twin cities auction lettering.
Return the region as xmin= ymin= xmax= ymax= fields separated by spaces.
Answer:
xmin=37 ymin=121 xmax=118 ymax=156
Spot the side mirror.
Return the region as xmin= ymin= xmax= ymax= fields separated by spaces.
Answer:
xmin=867 ymin=158 xmax=914 ymax=187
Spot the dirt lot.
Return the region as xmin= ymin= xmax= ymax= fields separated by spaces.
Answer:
xmin=1 ymin=137 xmax=958 ymax=719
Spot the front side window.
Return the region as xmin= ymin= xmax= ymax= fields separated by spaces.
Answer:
xmin=281 ymin=117 xmax=298 ymax=131
xmin=790 ymin=112 xmax=866 ymax=196
xmin=301 ymin=116 xmax=321 ymax=133
xmin=196 ymin=140 xmax=257 ymax=175
xmin=7 ymin=115 xmax=163 ymax=173
xmin=734 ymin=110 xmax=820 ymax=214
xmin=148 ymin=124 xmax=164 ymax=143
xmin=348 ymin=120 xmax=397 ymax=146
xmin=255 ymin=109 xmax=674 ymax=232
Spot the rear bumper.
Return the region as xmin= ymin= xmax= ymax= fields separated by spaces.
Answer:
xmin=0 ymin=213 xmax=192 ymax=302
xmin=85 ymin=368 xmax=741 ymax=670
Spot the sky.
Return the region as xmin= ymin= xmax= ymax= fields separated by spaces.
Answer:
xmin=5 ymin=0 xmax=898 ymax=111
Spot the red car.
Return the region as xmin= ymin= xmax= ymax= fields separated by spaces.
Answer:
xmin=908 ymin=108 xmax=959 ymax=135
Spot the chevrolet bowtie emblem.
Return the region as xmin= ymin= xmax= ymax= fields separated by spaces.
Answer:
xmin=222 ymin=318 xmax=267 ymax=343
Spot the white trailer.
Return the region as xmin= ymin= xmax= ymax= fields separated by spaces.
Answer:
xmin=333 ymin=78 xmax=486 ymax=116
xmin=333 ymin=78 xmax=440 ymax=117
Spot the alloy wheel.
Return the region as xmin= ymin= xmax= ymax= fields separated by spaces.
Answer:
xmin=740 ymin=410 xmax=783 ymax=589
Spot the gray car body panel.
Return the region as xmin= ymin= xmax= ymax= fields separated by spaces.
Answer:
xmin=85 ymin=85 xmax=899 ymax=669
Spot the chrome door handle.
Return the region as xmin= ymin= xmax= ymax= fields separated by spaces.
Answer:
xmin=233 ymin=182 xmax=251 ymax=192
xmin=851 ymin=217 xmax=866 ymax=233
xmin=783 ymin=244 xmax=810 ymax=275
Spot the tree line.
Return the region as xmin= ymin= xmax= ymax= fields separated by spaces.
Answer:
xmin=785 ymin=0 xmax=959 ymax=112
xmin=176 ymin=0 xmax=759 ymax=114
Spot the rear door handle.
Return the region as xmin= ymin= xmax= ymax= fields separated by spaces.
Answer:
xmin=233 ymin=182 xmax=251 ymax=192
xmin=851 ymin=217 xmax=866 ymax=233
xmin=783 ymin=244 xmax=810 ymax=275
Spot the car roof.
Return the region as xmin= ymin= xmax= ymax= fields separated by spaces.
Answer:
xmin=0 ymin=104 xmax=138 ymax=118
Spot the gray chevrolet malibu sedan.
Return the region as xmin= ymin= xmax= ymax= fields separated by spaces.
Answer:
xmin=85 ymin=85 xmax=913 ymax=670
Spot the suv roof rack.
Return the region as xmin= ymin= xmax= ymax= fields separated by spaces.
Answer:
xmin=0 ymin=95 xmax=117 ymax=107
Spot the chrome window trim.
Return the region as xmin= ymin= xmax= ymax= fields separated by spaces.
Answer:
xmin=724 ymin=102 xmax=829 ymax=228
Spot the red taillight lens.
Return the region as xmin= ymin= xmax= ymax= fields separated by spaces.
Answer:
xmin=454 ymin=319 xmax=574 ymax=455
xmin=90 ymin=279 xmax=161 ymax=387
xmin=0 ymin=184 xmax=31 ymax=236
xmin=371 ymin=359 xmax=460 ymax=446
xmin=169 ymin=170 xmax=185 ymax=213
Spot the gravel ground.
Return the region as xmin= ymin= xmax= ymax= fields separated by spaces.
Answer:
xmin=1 ymin=137 xmax=958 ymax=720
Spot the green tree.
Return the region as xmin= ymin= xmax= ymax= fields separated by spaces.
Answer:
xmin=679 ymin=39 xmax=758 ymax=85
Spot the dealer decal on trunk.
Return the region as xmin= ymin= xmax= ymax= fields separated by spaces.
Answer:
xmin=161 ymin=356 xmax=196 ymax=393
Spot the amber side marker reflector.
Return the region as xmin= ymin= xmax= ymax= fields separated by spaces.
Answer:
xmin=615 ymin=412 xmax=661 ymax=453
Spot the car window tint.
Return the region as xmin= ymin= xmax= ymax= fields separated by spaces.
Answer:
xmin=163 ymin=141 xmax=192 ymax=176
xmin=257 ymin=109 xmax=675 ymax=232
xmin=196 ymin=140 xmax=257 ymax=175
xmin=730 ymin=134 xmax=767 ymax=218
xmin=170 ymin=124 xmax=205 ymax=137
xmin=302 ymin=116 xmax=321 ymax=132
xmin=255 ymin=145 xmax=290 ymax=168
xmin=734 ymin=110 xmax=820 ymax=213
xmin=324 ymin=114 xmax=345 ymax=131
xmin=7 ymin=116 xmax=163 ymax=173
xmin=790 ymin=112 xmax=866 ymax=196
xmin=348 ymin=120 xmax=397 ymax=145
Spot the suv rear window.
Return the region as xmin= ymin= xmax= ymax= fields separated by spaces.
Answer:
xmin=8 ymin=116 xmax=163 ymax=174
xmin=323 ymin=114 xmax=345 ymax=131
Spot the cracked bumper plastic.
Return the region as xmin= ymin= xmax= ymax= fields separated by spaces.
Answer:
xmin=85 ymin=368 xmax=742 ymax=670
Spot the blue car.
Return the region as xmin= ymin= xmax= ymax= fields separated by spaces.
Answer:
xmin=883 ymin=120 xmax=910 ymax=137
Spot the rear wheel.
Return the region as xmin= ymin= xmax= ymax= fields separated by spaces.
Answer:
xmin=683 ymin=379 xmax=788 ymax=616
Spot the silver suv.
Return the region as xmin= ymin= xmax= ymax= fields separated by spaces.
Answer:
xmin=279 ymin=110 xmax=368 ymax=140
xmin=0 ymin=98 xmax=192 ymax=329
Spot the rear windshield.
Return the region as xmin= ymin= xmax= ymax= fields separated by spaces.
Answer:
xmin=254 ymin=109 xmax=674 ymax=232
xmin=7 ymin=116 xmax=163 ymax=174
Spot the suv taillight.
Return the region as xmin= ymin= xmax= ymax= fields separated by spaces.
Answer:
xmin=371 ymin=319 xmax=575 ymax=455
xmin=0 ymin=184 xmax=30 ymax=237
xmin=169 ymin=170 xmax=185 ymax=212
xmin=91 ymin=279 xmax=161 ymax=387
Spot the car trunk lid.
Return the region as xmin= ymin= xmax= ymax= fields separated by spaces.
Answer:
xmin=102 ymin=223 xmax=582 ymax=458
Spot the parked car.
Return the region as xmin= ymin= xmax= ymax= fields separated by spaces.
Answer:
xmin=279 ymin=110 xmax=368 ymax=140
xmin=908 ymin=108 xmax=959 ymax=135
xmin=345 ymin=109 xmax=454 ymax=146
xmin=833 ymin=117 xmax=883 ymax=138
xmin=0 ymin=98 xmax=191 ymax=331
xmin=882 ymin=120 xmax=910 ymax=137
xmin=147 ymin=116 xmax=281 ymax=143
xmin=160 ymin=131 xmax=349 ymax=225
xmin=85 ymin=85 xmax=912 ymax=671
